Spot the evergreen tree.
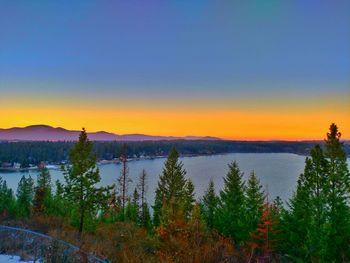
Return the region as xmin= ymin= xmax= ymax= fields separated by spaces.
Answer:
xmin=245 ymin=172 xmax=264 ymax=236
xmin=125 ymin=198 xmax=139 ymax=223
xmin=153 ymin=146 xmax=188 ymax=226
xmin=63 ymin=128 xmax=112 ymax=234
xmin=16 ymin=175 xmax=34 ymax=218
xmin=216 ymin=161 xmax=246 ymax=246
xmin=141 ymin=203 xmax=152 ymax=231
xmin=33 ymin=166 xmax=52 ymax=214
xmin=250 ymin=201 xmax=279 ymax=261
xmin=283 ymin=168 xmax=314 ymax=261
xmin=132 ymin=188 xmax=140 ymax=207
xmin=324 ymin=123 xmax=350 ymax=260
xmin=201 ymin=180 xmax=218 ymax=229
xmin=0 ymin=177 xmax=15 ymax=218
xmin=184 ymin=179 xmax=195 ymax=219
xmin=284 ymin=129 xmax=347 ymax=261
xmin=48 ymin=179 xmax=68 ymax=217
xmin=188 ymin=203 xmax=208 ymax=260
xmin=305 ymin=145 xmax=329 ymax=260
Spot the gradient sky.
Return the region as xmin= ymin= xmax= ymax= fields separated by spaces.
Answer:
xmin=0 ymin=1 xmax=349 ymax=140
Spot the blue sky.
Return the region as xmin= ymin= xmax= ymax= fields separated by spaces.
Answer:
xmin=0 ymin=1 xmax=349 ymax=139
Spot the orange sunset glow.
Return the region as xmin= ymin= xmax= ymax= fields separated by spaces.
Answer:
xmin=1 ymin=93 xmax=349 ymax=140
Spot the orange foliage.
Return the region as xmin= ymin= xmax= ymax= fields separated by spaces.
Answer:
xmin=245 ymin=202 xmax=280 ymax=263
xmin=156 ymin=204 xmax=239 ymax=263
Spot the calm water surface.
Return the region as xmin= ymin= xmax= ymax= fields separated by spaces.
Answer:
xmin=1 ymin=153 xmax=350 ymax=205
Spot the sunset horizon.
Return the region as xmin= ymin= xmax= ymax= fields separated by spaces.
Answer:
xmin=1 ymin=2 xmax=349 ymax=141
xmin=0 ymin=121 xmax=349 ymax=141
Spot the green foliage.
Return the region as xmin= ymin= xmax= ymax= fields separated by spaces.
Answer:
xmin=141 ymin=203 xmax=152 ymax=232
xmin=324 ymin=123 xmax=350 ymax=261
xmin=125 ymin=199 xmax=139 ymax=223
xmin=245 ymin=171 xmax=264 ymax=235
xmin=184 ymin=179 xmax=195 ymax=219
xmin=216 ymin=161 xmax=246 ymax=245
xmin=45 ymin=179 xmax=69 ymax=217
xmin=153 ymin=146 xmax=189 ymax=226
xmin=33 ymin=167 xmax=52 ymax=214
xmin=0 ymin=177 xmax=16 ymax=217
xmin=282 ymin=124 xmax=350 ymax=262
xmin=201 ymin=180 xmax=218 ymax=229
xmin=16 ymin=175 xmax=34 ymax=218
xmin=62 ymin=128 xmax=113 ymax=233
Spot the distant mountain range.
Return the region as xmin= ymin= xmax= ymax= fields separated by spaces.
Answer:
xmin=0 ymin=125 xmax=221 ymax=142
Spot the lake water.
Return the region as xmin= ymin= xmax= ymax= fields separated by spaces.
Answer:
xmin=1 ymin=153 xmax=350 ymax=205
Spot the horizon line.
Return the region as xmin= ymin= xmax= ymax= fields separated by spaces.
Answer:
xmin=1 ymin=124 xmax=349 ymax=142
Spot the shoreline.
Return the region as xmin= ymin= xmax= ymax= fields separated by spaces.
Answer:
xmin=0 ymin=152 xmax=310 ymax=173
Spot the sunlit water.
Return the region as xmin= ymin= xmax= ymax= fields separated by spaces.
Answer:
xmin=1 ymin=153 xmax=350 ymax=205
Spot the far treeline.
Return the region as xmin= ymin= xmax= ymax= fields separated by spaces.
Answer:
xmin=0 ymin=138 xmax=349 ymax=168
xmin=0 ymin=123 xmax=350 ymax=262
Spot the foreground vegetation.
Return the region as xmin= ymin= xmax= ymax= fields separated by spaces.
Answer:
xmin=0 ymin=124 xmax=349 ymax=262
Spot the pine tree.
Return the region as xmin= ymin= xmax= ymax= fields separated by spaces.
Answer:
xmin=201 ymin=180 xmax=218 ymax=229
xmin=63 ymin=128 xmax=112 ymax=234
xmin=138 ymin=169 xmax=149 ymax=228
xmin=49 ymin=179 xmax=68 ymax=217
xmin=125 ymin=198 xmax=139 ymax=223
xmin=141 ymin=202 xmax=152 ymax=231
xmin=283 ymin=125 xmax=348 ymax=261
xmin=251 ymin=201 xmax=279 ymax=262
xmin=283 ymin=169 xmax=314 ymax=260
xmin=305 ymin=145 xmax=328 ymax=260
xmin=184 ymin=179 xmax=195 ymax=219
xmin=16 ymin=175 xmax=34 ymax=218
xmin=33 ymin=166 xmax=52 ymax=214
xmin=216 ymin=161 xmax=246 ymax=245
xmin=153 ymin=146 xmax=188 ymax=226
xmin=324 ymin=123 xmax=350 ymax=260
xmin=0 ymin=177 xmax=15 ymax=218
xmin=245 ymin=171 xmax=264 ymax=236
xmin=283 ymin=146 xmax=328 ymax=260
xmin=188 ymin=203 xmax=208 ymax=261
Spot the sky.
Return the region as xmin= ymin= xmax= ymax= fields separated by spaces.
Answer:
xmin=0 ymin=1 xmax=349 ymax=140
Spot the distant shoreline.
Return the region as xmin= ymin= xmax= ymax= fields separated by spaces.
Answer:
xmin=0 ymin=152 xmax=308 ymax=173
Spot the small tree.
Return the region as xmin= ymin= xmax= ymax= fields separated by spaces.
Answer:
xmin=0 ymin=177 xmax=15 ymax=218
xmin=153 ymin=146 xmax=188 ymax=226
xmin=245 ymin=172 xmax=264 ymax=235
xmin=16 ymin=175 xmax=34 ymax=218
xmin=63 ymin=128 xmax=112 ymax=234
xmin=250 ymin=200 xmax=279 ymax=262
xmin=216 ymin=161 xmax=246 ymax=245
xmin=33 ymin=166 xmax=52 ymax=214
xmin=201 ymin=179 xmax=218 ymax=229
xmin=184 ymin=179 xmax=195 ymax=219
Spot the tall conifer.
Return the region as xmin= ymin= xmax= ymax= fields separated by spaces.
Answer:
xmin=324 ymin=123 xmax=350 ymax=260
xmin=63 ymin=128 xmax=112 ymax=234
xmin=216 ymin=161 xmax=246 ymax=245
xmin=153 ymin=146 xmax=188 ymax=226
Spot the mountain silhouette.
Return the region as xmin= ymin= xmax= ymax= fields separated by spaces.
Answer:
xmin=0 ymin=125 xmax=221 ymax=141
